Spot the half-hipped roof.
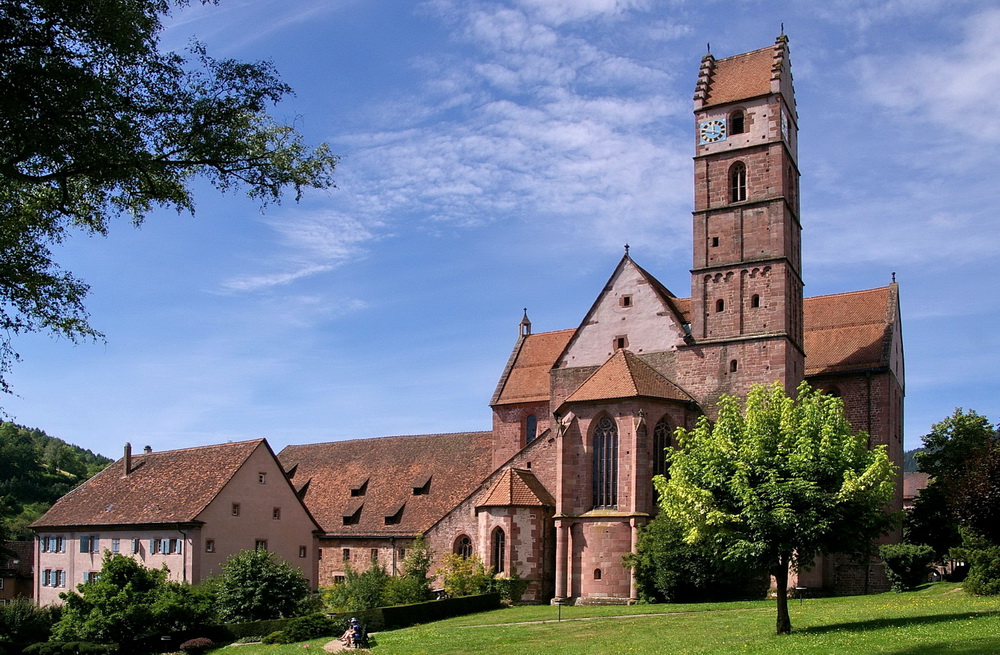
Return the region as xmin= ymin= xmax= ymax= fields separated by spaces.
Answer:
xmin=32 ymin=439 xmax=267 ymax=528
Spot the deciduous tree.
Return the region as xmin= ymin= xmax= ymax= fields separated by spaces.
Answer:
xmin=213 ymin=548 xmax=309 ymax=622
xmin=0 ymin=0 xmax=338 ymax=395
xmin=656 ymin=382 xmax=896 ymax=634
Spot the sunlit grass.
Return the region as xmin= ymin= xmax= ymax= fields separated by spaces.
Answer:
xmin=211 ymin=584 xmax=1000 ymax=655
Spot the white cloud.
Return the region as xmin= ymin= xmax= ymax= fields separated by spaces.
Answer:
xmin=861 ymin=7 xmax=1000 ymax=143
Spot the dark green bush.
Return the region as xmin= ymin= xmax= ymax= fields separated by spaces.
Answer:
xmin=880 ymin=543 xmax=936 ymax=592
xmin=260 ymin=631 xmax=286 ymax=645
xmin=963 ymin=545 xmax=1000 ymax=595
xmin=0 ymin=598 xmax=61 ymax=646
xmin=22 ymin=642 xmax=115 ymax=655
xmin=281 ymin=614 xmax=338 ymax=642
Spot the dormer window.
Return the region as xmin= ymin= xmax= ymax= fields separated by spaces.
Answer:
xmin=384 ymin=503 xmax=405 ymax=525
xmin=350 ymin=478 xmax=369 ymax=497
xmin=342 ymin=500 xmax=363 ymax=526
xmin=412 ymin=474 xmax=432 ymax=496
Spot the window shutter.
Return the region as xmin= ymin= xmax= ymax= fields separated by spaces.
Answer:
xmin=149 ymin=539 xmax=157 ymax=554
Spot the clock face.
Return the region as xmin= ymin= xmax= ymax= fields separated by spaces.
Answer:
xmin=781 ymin=110 xmax=789 ymax=142
xmin=699 ymin=118 xmax=727 ymax=144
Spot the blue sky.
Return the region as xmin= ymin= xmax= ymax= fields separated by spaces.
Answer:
xmin=5 ymin=0 xmax=999 ymax=458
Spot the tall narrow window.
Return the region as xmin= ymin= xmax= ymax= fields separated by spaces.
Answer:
xmin=751 ymin=294 xmax=760 ymax=308
xmin=730 ymin=359 xmax=739 ymax=373
xmin=652 ymin=417 xmax=671 ymax=480
xmin=491 ymin=527 xmax=506 ymax=574
xmin=525 ymin=414 xmax=537 ymax=444
xmin=592 ymin=416 xmax=619 ymax=509
xmin=730 ymin=162 xmax=747 ymax=202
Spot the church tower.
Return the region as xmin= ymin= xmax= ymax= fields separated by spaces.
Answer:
xmin=683 ymin=35 xmax=805 ymax=399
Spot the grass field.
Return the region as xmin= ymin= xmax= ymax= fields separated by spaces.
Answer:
xmin=212 ymin=584 xmax=1000 ymax=655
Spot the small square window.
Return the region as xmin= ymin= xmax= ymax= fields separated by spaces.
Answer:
xmin=299 ymin=546 xmax=307 ymax=558
xmin=232 ymin=503 xmax=240 ymax=516
xmin=615 ymin=336 xmax=628 ymax=350
xmin=711 ymin=236 xmax=720 ymax=247
xmin=620 ymin=295 xmax=633 ymax=307
xmin=273 ymin=507 xmax=281 ymax=520
xmin=334 ymin=575 xmax=345 ymax=584
xmin=255 ymin=540 xmax=268 ymax=551
xmin=206 ymin=539 xmax=215 ymax=553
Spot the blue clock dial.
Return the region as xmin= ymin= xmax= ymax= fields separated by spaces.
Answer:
xmin=699 ymin=118 xmax=727 ymax=144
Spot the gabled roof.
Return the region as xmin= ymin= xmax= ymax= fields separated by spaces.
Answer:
xmin=477 ymin=468 xmax=554 ymax=508
xmin=31 ymin=440 xmax=265 ymax=528
xmin=492 ymin=329 xmax=574 ymax=406
xmin=803 ymin=285 xmax=897 ymax=376
xmin=563 ymin=349 xmax=694 ymax=405
xmin=903 ymin=472 xmax=931 ymax=501
xmin=695 ymin=36 xmax=790 ymax=109
xmin=278 ymin=432 xmax=493 ymax=537
xmin=1 ymin=541 xmax=33 ymax=578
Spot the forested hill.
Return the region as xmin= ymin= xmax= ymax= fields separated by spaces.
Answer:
xmin=0 ymin=421 xmax=113 ymax=540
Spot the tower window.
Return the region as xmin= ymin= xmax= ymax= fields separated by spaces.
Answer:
xmin=729 ymin=110 xmax=745 ymax=135
xmin=751 ymin=294 xmax=760 ymax=308
xmin=730 ymin=359 xmax=738 ymax=373
xmin=711 ymin=236 xmax=719 ymax=247
xmin=615 ymin=336 xmax=628 ymax=350
xmin=730 ymin=162 xmax=747 ymax=202
xmin=716 ymin=299 xmax=725 ymax=313
xmin=592 ymin=416 xmax=619 ymax=509
xmin=594 ymin=568 xmax=603 ymax=580
xmin=525 ymin=414 xmax=538 ymax=444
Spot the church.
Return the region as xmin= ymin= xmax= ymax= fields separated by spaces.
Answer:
xmin=33 ymin=36 xmax=903 ymax=605
xmin=278 ymin=34 xmax=904 ymax=603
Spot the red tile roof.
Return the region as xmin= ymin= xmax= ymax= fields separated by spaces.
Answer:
xmin=564 ymin=349 xmax=694 ymax=404
xmin=903 ymin=472 xmax=931 ymax=500
xmin=477 ymin=468 xmax=555 ymax=508
xmin=278 ymin=432 xmax=493 ymax=537
xmin=31 ymin=440 xmax=265 ymax=528
xmin=702 ymin=46 xmax=776 ymax=107
xmin=493 ymin=330 xmax=574 ymax=406
xmin=803 ymin=286 xmax=896 ymax=375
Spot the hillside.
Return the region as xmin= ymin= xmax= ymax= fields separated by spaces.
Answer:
xmin=0 ymin=421 xmax=113 ymax=540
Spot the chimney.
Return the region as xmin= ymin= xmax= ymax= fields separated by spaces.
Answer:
xmin=143 ymin=445 xmax=152 ymax=454
xmin=123 ymin=442 xmax=132 ymax=476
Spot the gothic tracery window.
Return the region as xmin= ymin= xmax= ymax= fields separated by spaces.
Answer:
xmin=491 ymin=527 xmax=506 ymax=573
xmin=592 ymin=416 xmax=619 ymax=509
xmin=454 ymin=535 xmax=472 ymax=559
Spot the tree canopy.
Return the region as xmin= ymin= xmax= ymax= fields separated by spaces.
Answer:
xmin=915 ymin=409 xmax=998 ymax=480
xmin=213 ymin=548 xmax=310 ymax=623
xmin=0 ymin=0 xmax=338 ymax=395
xmin=656 ymin=382 xmax=897 ymax=634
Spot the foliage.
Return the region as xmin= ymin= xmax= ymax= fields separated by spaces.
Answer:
xmin=901 ymin=448 xmax=923 ymax=473
xmin=626 ymin=510 xmax=768 ymax=603
xmin=21 ymin=642 xmax=116 ymax=655
xmin=487 ymin=570 xmax=531 ymax=604
xmin=0 ymin=0 xmax=338 ymax=396
xmin=438 ymin=553 xmax=493 ymax=598
xmin=915 ymin=408 xmax=998 ymax=480
xmin=656 ymin=382 xmax=897 ymax=634
xmin=213 ymin=548 xmax=310 ymax=623
xmin=903 ymin=482 xmax=961 ymax=558
xmin=0 ymin=598 xmax=61 ymax=646
xmin=178 ymin=637 xmax=214 ymax=654
xmin=0 ymin=421 xmax=113 ymax=540
xmin=258 ymin=613 xmax=337 ymax=644
xmin=879 ymin=543 xmax=935 ymax=592
xmin=949 ymin=445 xmax=1000 ymax=544
xmin=51 ymin=553 xmax=208 ymax=648
xmin=322 ymin=562 xmax=389 ymax=613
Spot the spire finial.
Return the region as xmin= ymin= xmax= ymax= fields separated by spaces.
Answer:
xmin=624 ymin=243 xmax=630 ymax=256
xmin=891 ymin=271 xmax=896 ymax=283
xmin=781 ymin=22 xmax=785 ymax=35
xmin=706 ymin=42 xmax=711 ymax=55
xmin=519 ymin=308 xmax=531 ymax=337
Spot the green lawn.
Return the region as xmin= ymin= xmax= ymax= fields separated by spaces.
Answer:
xmin=213 ymin=584 xmax=1000 ymax=655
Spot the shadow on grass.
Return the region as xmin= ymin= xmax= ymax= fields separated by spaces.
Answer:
xmin=887 ymin=638 xmax=1000 ymax=655
xmin=797 ymin=611 xmax=998 ymax=635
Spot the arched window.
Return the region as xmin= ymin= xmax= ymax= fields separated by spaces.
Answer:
xmin=826 ymin=386 xmax=842 ymax=398
xmin=454 ymin=535 xmax=472 ymax=559
xmin=592 ymin=416 xmax=619 ymax=509
xmin=730 ymin=162 xmax=747 ymax=202
xmin=491 ymin=527 xmax=506 ymax=574
xmin=716 ymin=299 xmax=725 ymax=313
xmin=729 ymin=110 xmax=745 ymax=135
xmin=652 ymin=417 xmax=671 ymax=480
xmin=730 ymin=359 xmax=739 ymax=373
xmin=751 ymin=294 xmax=760 ymax=308
xmin=525 ymin=414 xmax=537 ymax=444
xmin=594 ymin=568 xmax=602 ymax=580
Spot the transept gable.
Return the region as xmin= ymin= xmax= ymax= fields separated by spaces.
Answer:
xmin=556 ymin=255 xmax=689 ymax=370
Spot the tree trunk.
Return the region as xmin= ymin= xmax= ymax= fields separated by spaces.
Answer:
xmin=774 ymin=553 xmax=792 ymax=634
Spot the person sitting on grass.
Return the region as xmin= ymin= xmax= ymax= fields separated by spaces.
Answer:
xmin=340 ymin=618 xmax=360 ymax=647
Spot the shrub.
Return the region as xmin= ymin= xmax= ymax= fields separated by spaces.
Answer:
xmin=438 ymin=554 xmax=492 ymax=597
xmin=962 ymin=544 xmax=1000 ymax=596
xmin=213 ymin=549 xmax=310 ymax=622
xmin=281 ymin=614 xmax=338 ymax=642
xmin=488 ymin=570 xmax=530 ymax=604
xmin=880 ymin=543 xmax=936 ymax=592
xmin=22 ymin=643 xmax=115 ymax=655
xmin=260 ymin=631 xmax=286 ymax=645
xmin=179 ymin=637 xmax=214 ymax=654
xmin=0 ymin=597 xmax=61 ymax=646
xmin=322 ymin=563 xmax=390 ymax=613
